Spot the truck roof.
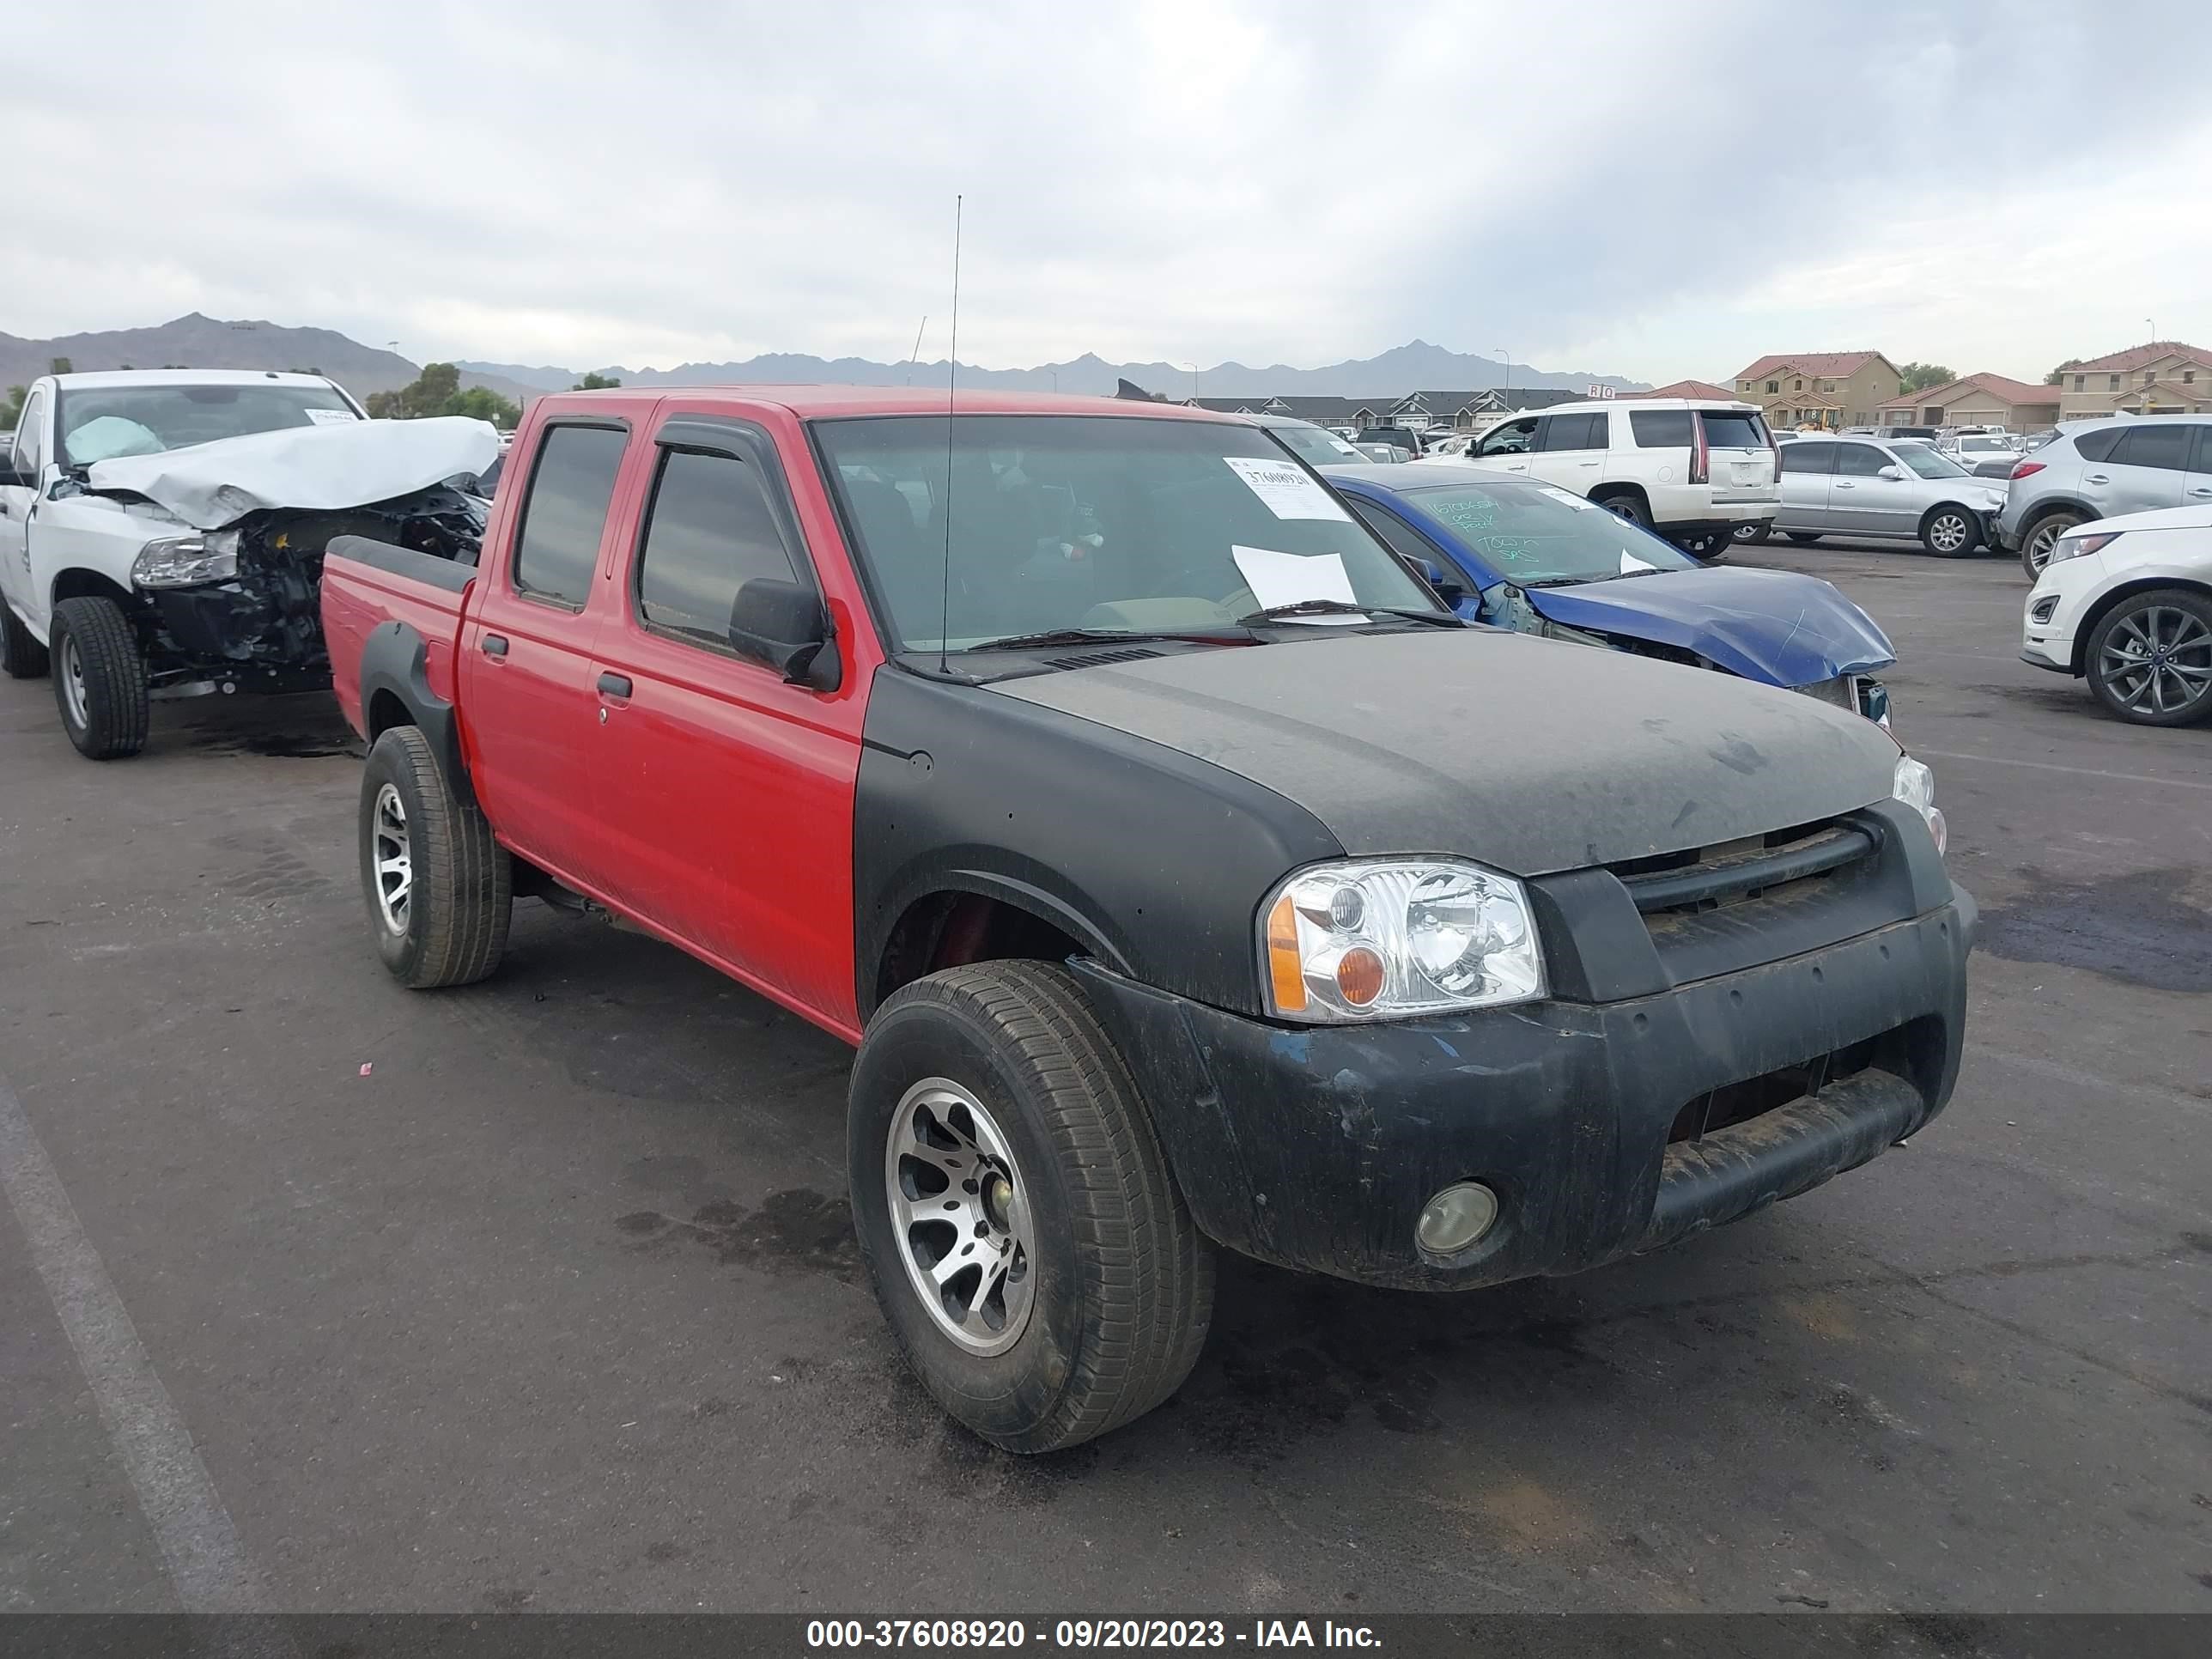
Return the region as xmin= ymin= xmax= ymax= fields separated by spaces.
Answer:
xmin=46 ymin=368 xmax=348 ymax=392
xmin=531 ymin=385 xmax=1236 ymax=422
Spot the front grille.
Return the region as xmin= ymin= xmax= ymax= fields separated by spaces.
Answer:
xmin=1666 ymin=1038 xmax=1877 ymax=1143
xmin=1612 ymin=819 xmax=1879 ymax=919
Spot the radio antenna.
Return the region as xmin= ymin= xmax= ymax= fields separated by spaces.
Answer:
xmin=938 ymin=194 xmax=962 ymax=676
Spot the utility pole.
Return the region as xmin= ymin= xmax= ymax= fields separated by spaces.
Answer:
xmin=1495 ymin=348 xmax=1512 ymax=410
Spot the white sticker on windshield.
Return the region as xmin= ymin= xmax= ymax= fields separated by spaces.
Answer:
xmin=1538 ymin=485 xmax=1601 ymax=511
xmin=1231 ymin=544 xmax=1364 ymax=623
xmin=1223 ymin=456 xmax=1352 ymax=520
xmin=1619 ymin=550 xmax=1660 ymax=574
xmin=305 ymin=407 xmax=362 ymax=425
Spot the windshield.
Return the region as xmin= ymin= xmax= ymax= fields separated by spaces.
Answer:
xmin=817 ymin=416 xmax=1443 ymax=652
xmin=1404 ymin=481 xmax=1697 ymax=584
xmin=55 ymin=383 xmax=359 ymax=465
xmin=1957 ymin=435 xmax=2011 ymax=453
xmin=1267 ymin=422 xmax=1365 ymax=466
xmin=1895 ymin=445 xmax=1970 ymax=479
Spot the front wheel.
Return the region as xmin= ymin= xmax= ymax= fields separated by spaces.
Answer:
xmin=849 ymin=962 xmax=1215 ymax=1453
xmin=1 ymin=601 xmax=49 ymax=679
xmin=1734 ymin=521 xmax=1772 ymax=545
xmin=2021 ymin=511 xmax=2081 ymax=580
xmin=1783 ymin=531 xmax=1823 ymax=544
xmin=49 ymin=596 xmax=149 ymax=759
xmin=358 ymin=726 xmax=513 ymax=987
xmin=2086 ymin=588 xmax=2212 ymax=726
xmin=1595 ymin=493 xmax=1650 ymax=530
xmin=1921 ymin=507 xmax=1980 ymax=558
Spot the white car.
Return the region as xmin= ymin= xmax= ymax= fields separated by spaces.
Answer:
xmin=1937 ymin=431 xmax=2021 ymax=469
xmin=2021 ymin=502 xmax=2212 ymax=726
xmin=1 ymin=369 xmax=495 ymax=758
xmin=1458 ymin=398 xmax=1778 ymax=559
xmin=1411 ymin=432 xmax=1475 ymax=461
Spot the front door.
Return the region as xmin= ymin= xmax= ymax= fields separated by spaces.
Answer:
xmin=2185 ymin=424 xmax=2212 ymax=508
xmin=459 ymin=417 xmax=640 ymax=896
xmin=1467 ymin=416 xmax=1540 ymax=479
xmin=0 ymin=389 xmax=50 ymax=624
xmin=1527 ymin=410 xmax=1608 ymax=492
xmin=589 ymin=413 xmax=866 ymax=1026
xmin=1829 ymin=441 xmax=1917 ymax=536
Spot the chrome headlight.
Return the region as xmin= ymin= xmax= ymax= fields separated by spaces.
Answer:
xmin=1892 ymin=755 xmax=1946 ymax=857
xmin=132 ymin=530 xmax=239 ymax=588
xmin=1261 ymin=859 xmax=1544 ymax=1022
xmin=2046 ymin=530 xmax=2120 ymax=566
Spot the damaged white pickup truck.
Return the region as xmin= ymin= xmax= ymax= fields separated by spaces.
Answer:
xmin=0 ymin=369 xmax=497 ymax=758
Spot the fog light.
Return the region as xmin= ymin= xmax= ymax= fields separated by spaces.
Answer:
xmin=1416 ymin=1182 xmax=1499 ymax=1255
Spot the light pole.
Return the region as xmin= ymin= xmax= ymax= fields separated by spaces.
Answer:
xmin=1494 ymin=348 xmax=1512 ymax=410
xmin=2146 ymin=317 xmax=2157 ymax=341
xmin=1182 ymin=362 xmax=1200 ymax=404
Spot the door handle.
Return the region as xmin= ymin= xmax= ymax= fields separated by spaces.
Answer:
xmin=2083 ymin=473 xmax=2109 ymax=484
xmin=596 ymin=672 xmax=633 ymax=698
xmin=1577 ymin=459 xmax=1600 ymax=467
xmin=1505 ymin=462 xmax=1528 ymax=471
xmin=480 ymin=634 xmax=508 ymax=657
xmin=1834 ymin=482 xmax=1856 ymax=490
xmin=2191 ymin=486 xmax=2212 ymax=498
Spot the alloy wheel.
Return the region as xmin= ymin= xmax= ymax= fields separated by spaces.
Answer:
xmin=884 ymin=1077 xmax=1036 ymax=1355
xmin=371 ymin=782 xmax=412 ymax=934
xmin=2023 ymin=517 xmax=2076 ymax=574
xmin=1929 ymin=513 xmax=1970 ymax=553
xmin=59 ymin=635 xmax=88 ymax=728
xmin=2098 ymin=605 xmax=2212 ymax=719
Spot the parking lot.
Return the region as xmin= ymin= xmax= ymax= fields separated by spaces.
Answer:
xmin=3 ymin=538 xmax=2207 ymax=1616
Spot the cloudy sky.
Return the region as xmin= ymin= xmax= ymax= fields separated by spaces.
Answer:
xmin=6 ymin=1 xmax=2208 ymax=382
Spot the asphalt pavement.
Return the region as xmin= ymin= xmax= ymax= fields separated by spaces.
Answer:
xmin=2 ymin=539 xmax=2207 ymax=1617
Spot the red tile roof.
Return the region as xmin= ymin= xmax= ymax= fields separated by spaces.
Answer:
xmin=1904 ymin=373 xmax=2063 ymax=407
xmin=2069 ymin=340 xmax=2212 ymax=373
xmin=1732 ymin=351 xmax=1891 ymax=381
xmin=1637 ymin=379 xmax=1737 ymax=401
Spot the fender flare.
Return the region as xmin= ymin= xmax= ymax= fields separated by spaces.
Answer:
xmin=862 ymin=860 xmax=1138 ymax=1022
xmin=358 ymin=619 xmax=477 ymax=805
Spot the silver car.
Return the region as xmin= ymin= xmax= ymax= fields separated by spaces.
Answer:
xmin=1993 ymin=415 xmax=2212 ymax=578
xmin=1737 ymin=435 xmax=2009 ymax=557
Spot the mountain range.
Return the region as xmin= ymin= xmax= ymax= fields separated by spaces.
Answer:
xmin=2 ymin=314 xmax=1644 ymax=406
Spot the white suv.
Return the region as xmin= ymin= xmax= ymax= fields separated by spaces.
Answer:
xmin=1462 ymin=398 xmax=1778 ymax=556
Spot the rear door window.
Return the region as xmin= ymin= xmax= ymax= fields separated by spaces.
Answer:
xmin=1698 ymin=410 xmax=1770 ymax=449
xmin=511 ymin=424 xmax=629 ymax=607
xmin=1780 ymin=441 xmax=1836 ymax=474
xmin=2071 ymin=427 xmax=2125 ymax=464
xmin=635 ymin=447 xmax=805 ymax=647
xmin=1629 ymin=410 xmax=1693 ymax=448
xmin=2112 ymin=422 xmax=2191 ymax=472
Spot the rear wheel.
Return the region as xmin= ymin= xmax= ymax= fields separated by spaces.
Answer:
xmin=850 ymin=961 xmax=1215 ymax=1453
xmin=1784 ymin=532 xmax=1823 ymax=544
xmin=2085 ymin=588 xmax=2212 ymax=726
xmin=1 ymin=602 xmax=48 ymax=679
xmin=1674 ymin=529 xmax=1732 ymax=562
xmin=1595 ymin=492 xmax=1650 ymax=530
xmin=49 ymin=596 xmax=149 ymax=759
xmin=1921 ymin=506 xmax=1980 ymax=558
xmin=2021 ymin=510 xmax=2082 ymax=580
xmin=1733 ymin=521 xmax=1771 ymax=544
xmin=358 ymin=725 xmax=513 ymax=987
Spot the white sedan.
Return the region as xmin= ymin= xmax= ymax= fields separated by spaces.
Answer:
xmin=2021 ymin=503 xmax=2212 ymax=726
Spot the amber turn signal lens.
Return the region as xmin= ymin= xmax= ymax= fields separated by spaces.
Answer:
xmin=1334 ymin=946 xmax=1385 ymax=1006
xmin=1266 ymin=894 xmax=1307 ymax=1012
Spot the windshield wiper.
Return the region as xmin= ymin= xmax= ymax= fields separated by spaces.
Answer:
xmin=1233 ymin=599 xmax=1460 ymax=627
xmin=963 ymin=626 xmax=1243 ymax=653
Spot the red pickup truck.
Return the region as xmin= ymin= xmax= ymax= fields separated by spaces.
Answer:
xmin=322 ymin=387 xmax=1973 ymax=1451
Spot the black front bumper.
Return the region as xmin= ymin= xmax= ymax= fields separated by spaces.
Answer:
xmin=1074 ymin=811 xmax=1973 ymax=1291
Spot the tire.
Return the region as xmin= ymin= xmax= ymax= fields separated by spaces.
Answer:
xmin=1 ymin=601 xmax=48 ymax=679
xmin=1784 ymin=532 xmax=1823 ymax=544
xmin=358 ymin=725 xmax=513 ymax=988
xmin=1921 ymin=506 xmax=1980 ymax=558
xmin=2020 ymin=510 xmax=2082 ymax=580
xmin=49 ymin=596 xmax=149 ymax=759
xmin=1674 ymin=529 xmax=1731 ymax=563
xmin=850 ymin=961 xmax=1216 ymax=1453
xmin=2084 ymin=587 xmax=2212 ymax=727
xmin=1594 ymin=492 xmax=1650 ymax=530
xmin=1733 ymin=521 xmax=1772 ymax=544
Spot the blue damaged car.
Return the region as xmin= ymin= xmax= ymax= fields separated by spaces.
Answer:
xmin=1323 ymin=463 xmax=1897 ymax=726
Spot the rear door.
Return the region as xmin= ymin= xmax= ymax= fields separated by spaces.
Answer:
xmin=1776 ymin=440 xmax=1836 ymax=529
xmin=590 ymin=411 xmax=867 ymax=1026
xmin=1829 ymin=441 xmax=1917 ymax=536
xmin=2186 ymin=424 xmax=2212 ymax=507
xmin=1698 ymin=408 xmax=1776 ymax=501
xmin=459 ymin=416 xmax=639 ymax=894
xmin=2081 ymin=422 xmax=2192 ymax=519
xmin=1527 ymin=410 xmax=1607 ymax=492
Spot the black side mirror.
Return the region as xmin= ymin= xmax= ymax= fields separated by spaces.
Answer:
xmin=1413 ymin=556 xmax=1467 ymax=608
xmin=728 ymin=578 xmax=841 ymax=691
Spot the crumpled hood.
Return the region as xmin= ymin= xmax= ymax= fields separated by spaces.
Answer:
xmin=1525 ymin=566 xmax=1895 ymax=686
xmin=84 ymin=416 xmax=500 ymax=531
xmin=994 ymin=629 xmax=1902 ymax=877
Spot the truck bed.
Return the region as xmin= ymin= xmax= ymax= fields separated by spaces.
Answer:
xmin=320 ymin=534 xmax=474 ymax=738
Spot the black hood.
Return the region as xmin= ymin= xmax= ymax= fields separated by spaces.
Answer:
xmin=992 ymin=630 xmax=1901 ymax=877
